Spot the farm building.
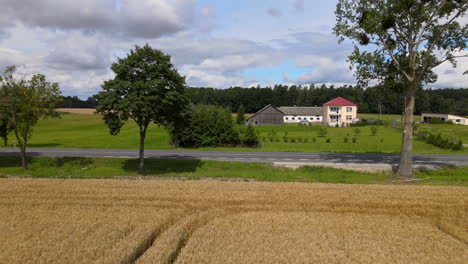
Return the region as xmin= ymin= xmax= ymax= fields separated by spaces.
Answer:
xmin=421 ymin=113 xmax=468 ymax=125
xmin=280 ymin=107 xmax=323 ymax=124
xmin=246 ymin=105 xmax=323 ymax=126
xmin=245 ymin=105 xmax=284 ymax=126
xmin=246 ymin=97 xmax=358 ymax=126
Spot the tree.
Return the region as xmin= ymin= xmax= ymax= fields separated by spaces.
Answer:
xmin=0 ymin=66 xmax=62 ymax=169
xmin=96 ymin=44 xmax=188 ymax=173
xmin=334 ymin=0 xmax=467 ymax=177
xmin=236 ymin=105 xmax=246 ymax=124
xmin=242 ymin=124 xmax=259 ymax=146
xmin=0 ymin=117 xmax=12 ymax=147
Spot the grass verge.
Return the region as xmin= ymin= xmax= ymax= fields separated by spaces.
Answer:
xmin=0 ymin=156 xmax=466 ymax=186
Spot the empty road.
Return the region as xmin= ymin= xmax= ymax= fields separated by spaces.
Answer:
xmin=1 ymin=148 xmax=467 ymax=167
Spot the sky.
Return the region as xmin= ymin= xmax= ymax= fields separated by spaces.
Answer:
xmin=0 ymin=0 xmax=466 ymax=99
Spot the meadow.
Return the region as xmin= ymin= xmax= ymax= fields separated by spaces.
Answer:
xmin=4 ymin=112 xmax=465 ymax=155
xmin=0 ymin=178 xmax=466 ymax=263
xmin=1 ymin=156 xmax=467 ymax=186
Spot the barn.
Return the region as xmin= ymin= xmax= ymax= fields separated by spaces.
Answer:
xmin=245 ymin=105 xmax=284 ymax=126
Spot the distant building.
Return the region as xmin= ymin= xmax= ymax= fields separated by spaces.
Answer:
xmin=246 ymin=105 xmax=284 ymax=126
xmin=279 ymin=107 xmax=323 ymax=124
xmin=323 ymin=97 xmax=358 ymax=127
xmin=421 ymin=113 xmax=468 ymax=125
xmin=246 ymin=97 xmax=358 ymax=126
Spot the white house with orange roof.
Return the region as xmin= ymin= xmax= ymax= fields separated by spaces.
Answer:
xmin=323 ymin=97 xmax=358 ymax=127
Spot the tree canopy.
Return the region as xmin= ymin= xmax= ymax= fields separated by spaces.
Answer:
xmin=96 ymin=44 xmax=188 ymax=173
xmin=0 ymin=66 xmax=62 ymax=169
xmin=334 ymin=0 xmax=467 ymax=177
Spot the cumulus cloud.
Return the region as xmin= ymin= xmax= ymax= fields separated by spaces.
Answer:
xmin=294 ymin=0 xmax=305 ymax=12
xmin=267 ymin=8 xmax=282 ymax=17
xmin=185 ymin=70 xmax=258 ymax=88
xmin=0 ymin=0 xmax=195 ymax=39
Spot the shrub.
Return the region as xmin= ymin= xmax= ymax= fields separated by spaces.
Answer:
xmin=326 ymin=138 xmax=331 ymax=143
xmin=370 ymin=126 xmax=378 ymax=136
xmin=353 ymin=128 xmax=361 ymax=137
xmin=297 ymin=137 xmax=303 ymax=143
xmin=318 ymin=126 xmax=328 ymax=137
xmin=291 ymin=138 xmax=297 ymax=143
xmin=242 ymin=124 xmax=259 ymax=146
xmin=352 ymin=137 xmax=357 ymax=143
xmin=380 ymin=138 xmax=384 ymax=143
xmin=312 ymin=137 xmax=317 ymax=143
xmin=174 ymin=105 xmax=241 ymax=147
xmin=283 ymin=132 xmax=288 ymax=142
xmin=344 ymin=137 xmax=349 ymax=143
xmin=335 ymin=124 xmax=339 ymax=128
xmin=303 ymin=138 xmax=309 ymax=143
xmin=268 ymin=129 xmax=277 ymax=142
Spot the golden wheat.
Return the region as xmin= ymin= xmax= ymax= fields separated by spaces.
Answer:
xmin=0 ymin=179 xmax=466 ymax=263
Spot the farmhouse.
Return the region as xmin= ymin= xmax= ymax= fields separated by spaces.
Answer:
xmin=246 ymin=97 xmax=357 ymax=126
xmin=323 ymin=97 xmax=358 ymax=127
xmin=421 ymin=113 xmax=468 ymax=125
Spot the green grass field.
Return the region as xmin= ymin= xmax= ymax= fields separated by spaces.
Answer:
xmin=0 ymin=156 xmax=466 ymax=186
xmin=2 ymin=113 xmax=466 ymax=154
xmin=417 ymin=124 xmax=468 ymax=142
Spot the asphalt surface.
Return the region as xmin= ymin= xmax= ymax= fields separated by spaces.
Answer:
xmin=1 ymin=148 xmax=467 ymax=167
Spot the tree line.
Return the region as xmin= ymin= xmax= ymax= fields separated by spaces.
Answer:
xmin=66 ymin=85 xmax=468 ymax=116
xmin=185 ymin=85 xmax=468 ymax=115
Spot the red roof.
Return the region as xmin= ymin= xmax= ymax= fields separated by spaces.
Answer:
xmin=324 ymin=97 xmax=357 ymax=106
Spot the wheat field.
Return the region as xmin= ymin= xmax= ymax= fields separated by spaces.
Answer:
xmin=0 ymin=179 xmax=466 ymax=263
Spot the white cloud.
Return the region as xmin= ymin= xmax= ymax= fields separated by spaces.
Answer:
xmin=0 ymin=0 xmax=195 ymax=39
xmin=185 ymin=70 xmax=258 ymax=88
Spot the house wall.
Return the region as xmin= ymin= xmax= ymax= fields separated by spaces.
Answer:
xmin=246 ymin=106 xmax=284 ymax=126
xmin=284 ymin=115 xmax=322 ymax=123
xmin=323 ymin=106 xmax=357 ymax=127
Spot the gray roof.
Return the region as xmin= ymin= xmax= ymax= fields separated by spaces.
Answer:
xmin=278 ymin=107 xmax=323 ymax=116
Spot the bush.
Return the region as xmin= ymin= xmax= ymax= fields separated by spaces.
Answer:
xmin=370 ymin=126 xmax=378 ymax=136
xmin=268 ymin=129 xmax=277 ymax=142
xmin=380 ymin=138 xmax=384 ymax=143
xmin=344 ymin=137 xmax=349 ymax=143
xmin=283 ymin=131 xmax=288 ymax=142
xmin=303 ymin=138 xmax=309 ymax=143
xmin=353 ymin=128 xmax=361 ymax=137
xmin=312 ymin=137 xmax=317 ymax=143
xmin=242 ymin=124 xmax=259 ymax=146
xmin=352 ymin=137 xmax=357 ymax=143
xmin=326 ymin=138 xmax=331 ymax=143
xmin=174 ymin=105 xmax=241 ymax=147
xmin=291 ymin=138 xmax=297 ymax=143
xmin=318 ymin=126 xmax=328 ymax=137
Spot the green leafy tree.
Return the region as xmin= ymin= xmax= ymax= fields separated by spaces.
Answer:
xmin=173 ymin=105 xmax=241 ymax=147
xmin=0 ymin=117 xmax=12 ymax=146
xmin=242 ymin=124 xmax=259 ymax=146
xmin=334 ymin=0 xmax=467 ymax=177
xmin=96 ymin=45 xmax=188 ymax=173
xmin=0 ymin=66 xmax=62 ymax=169
xmin=236 ymin=105 xmax=246 ymax=124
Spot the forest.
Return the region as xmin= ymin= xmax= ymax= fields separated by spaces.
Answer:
xmin=62 ymin=85 xmax=468 ymax=116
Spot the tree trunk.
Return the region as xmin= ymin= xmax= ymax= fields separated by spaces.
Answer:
xmin=138 ymin=126 xmax=147 ymax=174
xmin=20 ymin=145 xmax=27 ymax=170
xmin=396 ymin=84 xmax=417 ymax=177
xmin=3 ymin=137 xmax=6 ymax=147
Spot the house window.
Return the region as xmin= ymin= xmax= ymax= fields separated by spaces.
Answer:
xmin=456 ymin=119 xmax=460 ymax=123
xmin=330 ymin=107 xmax=339 ymax=112
xmin=346 ymin=115 xmax=352 ymax=121
xmin=310 ymin=117 xmax=314 ymax=121
xmin=292 ymin=117 xmax=295 ymax=120
xmin=303 ymin=117 xmax=307 ymax=120
xmin=346 ymin=107 xmax=353 ymax=112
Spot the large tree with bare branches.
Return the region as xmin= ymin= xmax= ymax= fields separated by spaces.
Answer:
xmin=334 ymin=0 xmax=467 ymax=177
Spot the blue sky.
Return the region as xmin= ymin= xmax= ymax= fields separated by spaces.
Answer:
xmin=0 ymin=0 xmax=466 ymax=98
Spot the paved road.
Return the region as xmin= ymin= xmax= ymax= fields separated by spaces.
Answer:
xmin=1 ymin=148 xmax=467 ymax=167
